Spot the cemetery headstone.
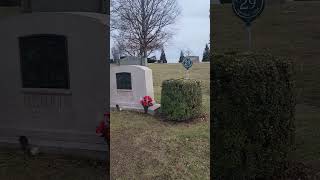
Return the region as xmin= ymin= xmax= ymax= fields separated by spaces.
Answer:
xmin=0 ymin=0 xmax=109 ymax=160
xmin=110 ymin=58 xmax=160 ymax=114
xmin=114 ymin=56 xmax=148 ymax=66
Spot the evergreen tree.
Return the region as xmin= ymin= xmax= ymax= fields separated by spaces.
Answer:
xmin=160 ymin=48 xmax=167 ymax=63
xmin=179 ymin=50 xmax=184 ymax=63
xmin=202 ymin=44 xmax=210 ymax=62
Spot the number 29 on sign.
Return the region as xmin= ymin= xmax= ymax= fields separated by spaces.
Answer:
xmin=239 ymin=0 xmax=257 ymax=10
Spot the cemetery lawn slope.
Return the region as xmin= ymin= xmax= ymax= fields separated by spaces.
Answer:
xmin=111 ymin=63 xmax=210 ymax=179
xmin=0 ymin=149 xmax=107 ymax=180
xmin=111 ymin=111 xmax=210 ymax=179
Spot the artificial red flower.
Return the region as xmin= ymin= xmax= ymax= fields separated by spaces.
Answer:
xmin=104 ymin=112 xmax=110 ymax=120
xmin=140 ymin=96 xmax=154 ymax=108
xmin=96 ymin=121 xmax=106 ymax=134
xmin=96 ymin=112 xmax=110 ymax=143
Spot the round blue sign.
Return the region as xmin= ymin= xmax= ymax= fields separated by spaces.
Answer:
xmin=182 ymin=57 xmax=193 ymax=70
xmin=232 ymin=0 xmax=265 ymax=25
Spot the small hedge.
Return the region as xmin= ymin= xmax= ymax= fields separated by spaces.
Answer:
xmin=161 ymin=79 xmax=202 ymax=121
xmin=212 ymin=52 xmax=296 ymax=179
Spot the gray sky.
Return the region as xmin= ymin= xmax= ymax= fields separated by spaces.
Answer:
xmin=111 ymin=0 xmax=210 ymax=63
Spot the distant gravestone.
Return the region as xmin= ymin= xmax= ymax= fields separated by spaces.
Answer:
xmin=114 ymin=56 xmax=148 ymax=66
xmin=186 ymin=56 xmax=200 ymax=64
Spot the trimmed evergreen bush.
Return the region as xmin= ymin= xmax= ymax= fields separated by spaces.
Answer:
xmin=212 ymin=52 xmax=296 ymax=179
xmin=161 ymin=79 xmax=202 ymax=121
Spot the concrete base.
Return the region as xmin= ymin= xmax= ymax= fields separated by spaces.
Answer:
xmin=110 ymin=103 xmax=161 ymax=115
xmin=148 ymin=104 xmax=161 ymax=115
xmin=0 ymin=142 xmax=108 ymax=161
xmin=0 ymin=127 xmax=108 ymax=161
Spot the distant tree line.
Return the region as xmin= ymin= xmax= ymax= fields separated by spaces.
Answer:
xmin=202 ymin=44 xmax=210 ymax=62
xmin=160 ymin=48 xmax=167 ymax=63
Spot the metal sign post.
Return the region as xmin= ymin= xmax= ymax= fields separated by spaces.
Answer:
xmin=232 ymin=0 xmax=265 ymax=51
xmin=181 ymin=57 xmax=193 ymax=79
xmin=246 ymin=22 xmax=252 ymax=50
xmin=185 ymin=69 xmax=190 ymax=79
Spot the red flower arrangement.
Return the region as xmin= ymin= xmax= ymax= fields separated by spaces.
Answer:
xmin=140 ymin=96 xmax=154 ymax=113
xmin=96 ymin=112 xmax=110 ymax=143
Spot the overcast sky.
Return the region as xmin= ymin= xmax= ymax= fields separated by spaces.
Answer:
xmin=110 ymin=0 xmax=210 ymax=63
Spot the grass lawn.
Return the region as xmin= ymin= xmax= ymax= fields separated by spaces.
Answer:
xmin=110 ymin=63 xmax=210 ymax=179
xmin=0 ymin=148 xmax=107 ymax=180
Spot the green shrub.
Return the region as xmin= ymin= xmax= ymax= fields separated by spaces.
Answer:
xmin=161 ymin=79 xmax=202 ymax=121
xmin=212 ymin=52 xmax=296 ymax=179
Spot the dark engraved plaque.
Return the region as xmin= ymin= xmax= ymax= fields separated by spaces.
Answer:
xmin=116 ymin=72 xmax=132 ymax=90
xmin=19 ymin=34 xmax=70 ymax=89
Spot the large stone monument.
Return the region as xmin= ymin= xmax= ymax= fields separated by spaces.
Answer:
xmin=110 ymin=58 xmax=160 ymax=113
xmin=0 ymin=0 xmax=109 ymax=160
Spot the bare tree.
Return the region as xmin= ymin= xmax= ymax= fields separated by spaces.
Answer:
xmin=111 ymin=47 xmax=119 ymax=60
xmin=111 ymin=0 xmax=181 ymax=58
xmin=111 ymin=41 xmax=127 ymax=59
xmin=110 ymin=0 xmax=117 ymax=31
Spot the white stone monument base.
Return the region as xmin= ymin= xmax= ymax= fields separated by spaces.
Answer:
xmin=111 ymin=103 xmax=161 ymax=115
xmin=0 ymin=127 xmax=108 ymax=160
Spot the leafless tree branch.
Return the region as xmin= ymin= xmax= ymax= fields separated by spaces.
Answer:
xmin=111 ymin=0 xmax=181 ymax=58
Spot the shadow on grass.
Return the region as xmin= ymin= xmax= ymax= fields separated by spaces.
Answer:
xmin=0 ymin=148 xmax=107 ymax=180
